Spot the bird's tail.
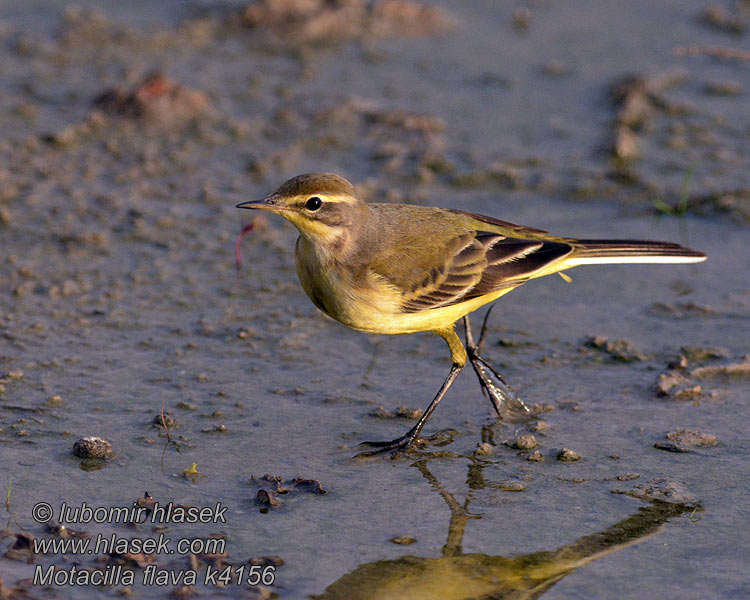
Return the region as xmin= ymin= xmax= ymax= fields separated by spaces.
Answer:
xmin=563 ymin=239 xmax=706 ymax=266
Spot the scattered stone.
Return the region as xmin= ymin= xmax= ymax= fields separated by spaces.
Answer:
xmin=684 ymin=188 xmax=750 ymax=223
xmin=45 ymin=394 xmax=64 ymax=407
xmin=201 ymin=424 xmax=228 ymax=433
xmin=173 ymin=585 xmax=197 ymax=600
xmin=649 ymin=301 xmax=712 ymax=318
xmin=616 ymin=473 xmax=640 ymax=481
xmin=529 ymin=421 xmax=550 ymax=433
xmin=670 ymin=384 xmax=703 ymax=400
xmin=369 ymin=405 xmax=423 ymax=419
xmin=237 ymin=0 xmax=455 ymax=43
xmin=557 ymin=448 xmax=581 ymax=462
xmin=607 ymin=71 xmax=688 ymax=161
xmin=72 ymin=437 xmax=113 ymax=459
xmin=691 ymin=359 xmax=750 ymax=380
xmin=680 ymin=346 xmax=728 ymax=362
xmin=528 ymin=403 xmax=556 ymax=414
xmin=509 ymin=434 xmax=538 ymax=450
xmin=704 ymin=80 xmax=742 ymax=96
xmin=616 ymin=478 xmax=699 ymax=505
xmin=584 ymin=335 xmax=649 ymax=362
xmin=541 ymin=60 xmax=571 ymax=77
xmin=511 ymin=6 xmax=531 ymax=31
xmin=655 ymin=428 xmax=718 ymax=452
xmin=474 ymin=442 xmax=494 ymax=456
xmin=389 ymin=535 xmax=416 ymax=545
xmin=526 ymin=450 xmax=544 ymax=462
xmin=494 ymin=481 xmax=525 ymax=492
xmin=699 ymin=4 xmax=746 ymax=35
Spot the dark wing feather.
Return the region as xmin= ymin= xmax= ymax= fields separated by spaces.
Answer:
xmin=467 ymin=238 xmax=573 ymax=299
xmin=400 ymin=232 xmax=573 ymax=313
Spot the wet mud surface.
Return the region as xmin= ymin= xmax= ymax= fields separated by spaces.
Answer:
xmin=1 ymin=1 xmax=749 ymax=598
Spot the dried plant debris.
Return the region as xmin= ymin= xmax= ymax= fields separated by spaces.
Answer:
xmin=252 ymin=474 xmax=327 ymax=512
xmin=584 ymin=335 xmax=649 ymax=362
xmin=234 ymin=0 xmax=455 ymax=44
xmin=654 ymin=428 xmax=718 ymax=453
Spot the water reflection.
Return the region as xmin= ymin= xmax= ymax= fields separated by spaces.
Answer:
xmin=314 ymin=459 xmax=698 ymax=600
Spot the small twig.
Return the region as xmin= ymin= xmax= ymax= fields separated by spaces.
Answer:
xmin=160 ymin=399 xmax=172 ymax=442
xmin=159 ymin=399 xmax=174 ymax=473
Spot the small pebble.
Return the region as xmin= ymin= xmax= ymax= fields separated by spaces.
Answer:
xmin=511 ymin=434 xmax=538 ymax=450
xmin=557 ymin=448 xmax=581 ymax=462
xmin=474 ymin=442 xmax=494 ymax=455
xmin=72 ymin=437 xmax=113 ymax=459
xmin=389 ymin=536 xmax=416 ymax=545
xmin=527 ymin=450 xmax=544 ymax=462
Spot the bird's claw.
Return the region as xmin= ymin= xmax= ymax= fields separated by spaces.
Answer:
xmin=355 ymin=431 xmax=420 ymax=457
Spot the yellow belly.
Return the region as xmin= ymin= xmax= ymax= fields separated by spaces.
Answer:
xmin=296 ymin=254 xmax=514 ymax=335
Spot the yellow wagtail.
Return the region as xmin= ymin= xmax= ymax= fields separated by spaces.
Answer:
xmin=237 ymin=173 xmax=706 ymax=455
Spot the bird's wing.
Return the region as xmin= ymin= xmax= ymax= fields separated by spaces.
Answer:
xmin=443 ymin=208 xmax=550 ymax=236
xmin=382 ymin=231 xmax=573 ymax=314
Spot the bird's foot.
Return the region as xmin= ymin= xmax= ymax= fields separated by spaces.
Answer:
xmin=467 ymin=345 xmax=529 ymax=417
xmin=355 ymin=427 xmax=422 ymax=457
xmin=464 ymin=309 xmax=530 ymax=417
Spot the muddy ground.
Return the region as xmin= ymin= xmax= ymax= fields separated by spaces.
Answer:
xmin=1 ymin=1 xmax=749 ymax=598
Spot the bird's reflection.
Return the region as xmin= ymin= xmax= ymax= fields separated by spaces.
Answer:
xmin=314 ymin=459 xmax=698 ymax=600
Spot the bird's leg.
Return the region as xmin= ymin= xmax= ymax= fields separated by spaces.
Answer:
xmin=464 ymin=306 xmax=529 ymax=416
xmin=357 ymin=363 xmax=463 ymax=455
xmin=358 ymin=328 xmax=466 ymax=456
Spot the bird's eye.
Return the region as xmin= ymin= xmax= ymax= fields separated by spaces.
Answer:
xmin=305 ymin=196 xmax=323 ymax=211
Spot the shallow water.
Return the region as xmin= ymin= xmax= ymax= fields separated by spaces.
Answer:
xmin=1 ymin=1 xmax=749 ymax=598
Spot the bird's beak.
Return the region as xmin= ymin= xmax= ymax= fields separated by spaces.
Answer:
xmin=236 ymin=195 xmax=285 ymax=212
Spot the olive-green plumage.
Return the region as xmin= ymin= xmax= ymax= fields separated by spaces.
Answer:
xmin=238 ymin=173 xmax=706 ymax=454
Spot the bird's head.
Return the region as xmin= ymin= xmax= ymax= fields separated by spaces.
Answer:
xmin=237 ymin=173 xmax=371 ymax=247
